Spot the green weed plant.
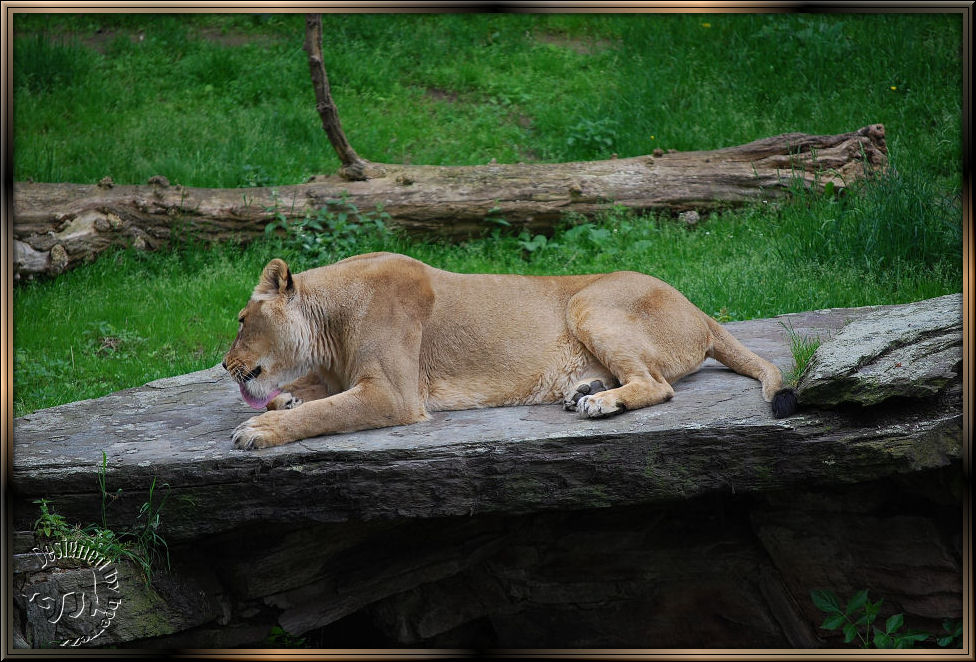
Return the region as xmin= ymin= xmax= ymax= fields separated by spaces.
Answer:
xmin=32 ymin=452 xmax=170 ymax=584
xmin=264 ymin=195 xmax=393 ymax=269
xmin=811 ymin=589 xmax=962 ymax=649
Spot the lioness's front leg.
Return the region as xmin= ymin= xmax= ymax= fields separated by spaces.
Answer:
xmin=233 ymin=381 xmax=425 ymax=450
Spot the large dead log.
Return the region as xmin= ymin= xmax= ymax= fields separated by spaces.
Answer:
xmin=13 ymin=124 xmax=887 ymax=278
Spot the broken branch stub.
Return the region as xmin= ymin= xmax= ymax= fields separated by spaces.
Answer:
xmin=303 ymin=13 xmax=368 ymax=181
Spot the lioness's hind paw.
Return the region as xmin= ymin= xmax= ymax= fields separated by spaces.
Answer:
xmin=564 ymin=380 xmax=609 ymax=411
xmin=576 ymin=392 xmax=624 ymax=418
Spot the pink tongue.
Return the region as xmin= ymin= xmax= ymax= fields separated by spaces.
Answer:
xmin=240 ymin=384 xmax=281 ymax=409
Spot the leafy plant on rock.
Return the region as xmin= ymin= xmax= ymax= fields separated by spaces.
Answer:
xmin=936 ymin=619 xmax=963 ymax=648
xmin=264 ymin=625 xmax=307 ymax=648
xmin=811 ymin=589 xmax=931 ymax=649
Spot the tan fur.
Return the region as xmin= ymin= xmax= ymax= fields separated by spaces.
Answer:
xmin=224 ymin=252 xmax=786 ymax=449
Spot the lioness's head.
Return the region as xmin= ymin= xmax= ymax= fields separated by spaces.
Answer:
xmin=223 ymin=258 xmax=311 ymax=409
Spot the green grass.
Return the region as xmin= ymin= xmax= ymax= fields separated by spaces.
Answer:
xmin=13 ymin=13 xmax=962 ymax=187
xmin=11 ymin=12 xmax=963 ymax=415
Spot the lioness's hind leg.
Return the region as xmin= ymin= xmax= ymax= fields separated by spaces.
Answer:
xmin=565 ymin=275 xmax=708 ymax=418
xmin=564 ymin=319 xmax=678 ymax=418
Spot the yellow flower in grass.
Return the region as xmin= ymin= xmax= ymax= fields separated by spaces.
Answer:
xmin=702 ymin=22 xmax=712 ymax=28
xmin=890 ymin=86 xmax=898 ymax=91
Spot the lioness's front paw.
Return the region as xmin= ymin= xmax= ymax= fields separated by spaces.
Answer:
xmin=267 ymin=392 xmax=304 ymax=411
xmin=232 ymin=412 xmax=287 ymax=450
xmin=576 ymin=392 xmax=624 ymax=418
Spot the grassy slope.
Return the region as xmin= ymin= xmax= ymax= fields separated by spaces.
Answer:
xmin=12 ymin=12 xmax=963 ymax=416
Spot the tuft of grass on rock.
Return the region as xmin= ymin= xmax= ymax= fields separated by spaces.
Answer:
xmin=780 ymin=321 xmax=826 ymax=387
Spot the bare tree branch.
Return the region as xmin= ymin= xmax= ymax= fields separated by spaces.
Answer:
xmin=304 ymin=13 xmax=368 ymax=181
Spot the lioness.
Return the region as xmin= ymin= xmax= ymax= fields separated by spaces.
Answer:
xmin=224 ymin=252 xmax=797 ymax=449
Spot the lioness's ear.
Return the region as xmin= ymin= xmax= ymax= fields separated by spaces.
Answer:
xmin=257 ymin=258 xmax=295 ymax=296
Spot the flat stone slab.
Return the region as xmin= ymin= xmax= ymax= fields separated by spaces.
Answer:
xmin=797 ymin=294 xmax=962 ymax=406
xmin=12 ymin=299 xmax=963 ymax=540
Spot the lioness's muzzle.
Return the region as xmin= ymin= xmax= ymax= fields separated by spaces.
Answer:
xmin=223 ymin=361 xmax=262 ymax=384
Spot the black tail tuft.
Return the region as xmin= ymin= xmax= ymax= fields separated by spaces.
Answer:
xmin=771 ymin=387 xmax=798 ymax=418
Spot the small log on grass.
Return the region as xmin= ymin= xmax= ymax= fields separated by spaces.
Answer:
xmin=12 ymin=124 xmax=887 ymax=279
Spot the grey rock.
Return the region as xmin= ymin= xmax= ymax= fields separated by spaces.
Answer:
xmin=11 ymin=299 xmax=962 ymax=540
xmin=797 ymin=294 xmax=962 ymax=406
xmin=751 ymin=471 xmax=964 ymax=648
xmin=366 ymin=472 xmax=961 ymax=648
xmin=12 ymin=533 xmax=221 ymax=648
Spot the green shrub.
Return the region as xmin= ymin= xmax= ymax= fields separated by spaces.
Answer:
xmin=264 ymin=196 xmax=395 ymax=270
xmin=811 ymin=589 xmax=932 ymax=648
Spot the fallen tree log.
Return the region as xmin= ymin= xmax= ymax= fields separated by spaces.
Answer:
xmin=13 ymin=124 xmax=887 ymax=279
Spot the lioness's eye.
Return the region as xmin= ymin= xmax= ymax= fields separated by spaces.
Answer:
xmin=238 ymin=315 xmax=245 ymax=324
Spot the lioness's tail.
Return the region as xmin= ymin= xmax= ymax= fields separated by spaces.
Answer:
xmin=704 ymin=316 xmax=797 ymax=418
